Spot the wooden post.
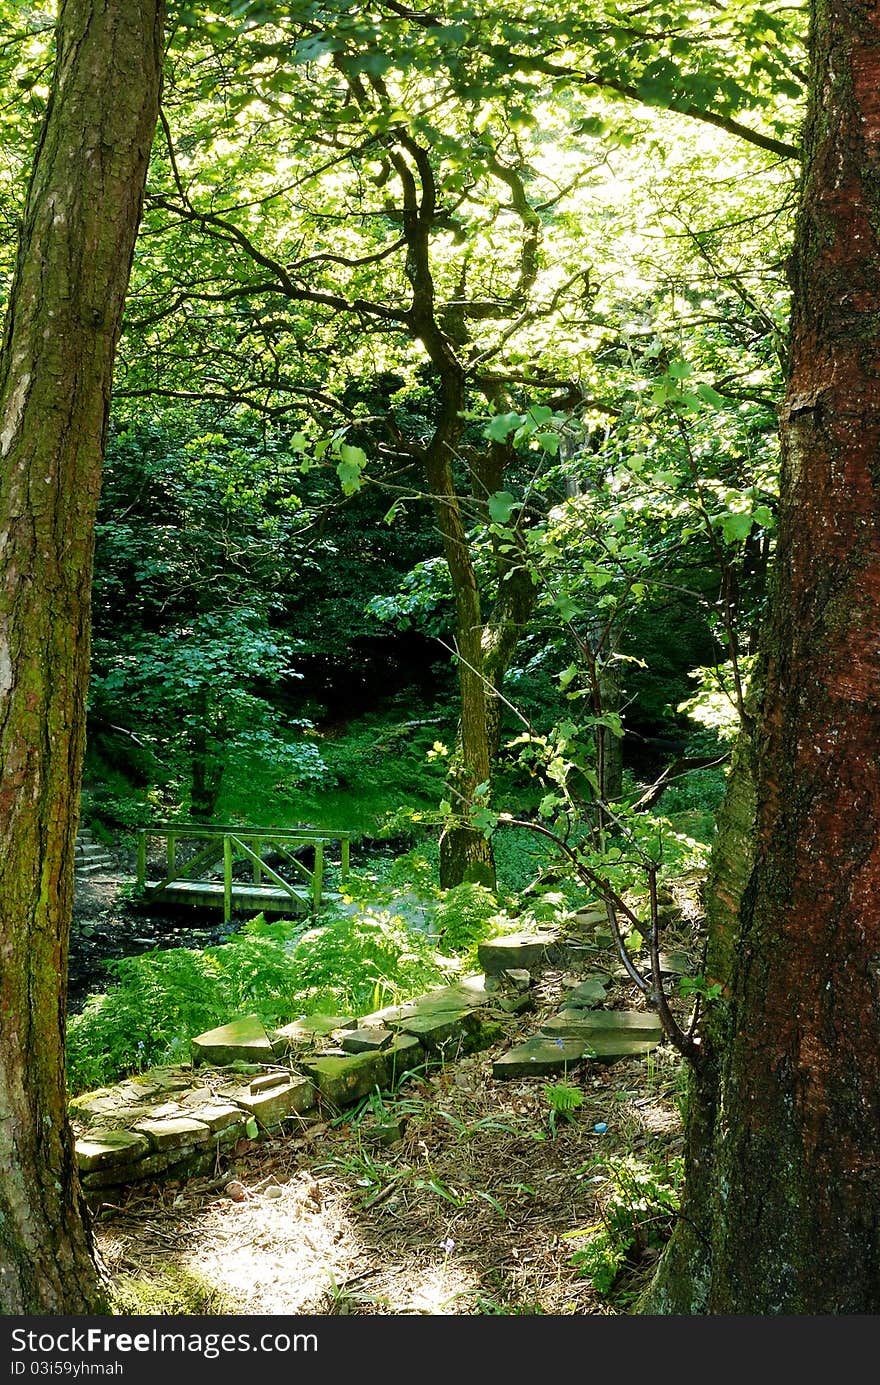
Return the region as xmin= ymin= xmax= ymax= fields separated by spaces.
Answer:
xmin=313 ymin=841 xmax=324 ymax=910
xmin=341 ymin=835 xmax=350 ymax=880
xmin=223 ymin=834 xmax=233 ymax=925
xmin=136 ymin=830 xmax=146 ymax=889
xmin=254 ymin=837 xmax=262 ymax=885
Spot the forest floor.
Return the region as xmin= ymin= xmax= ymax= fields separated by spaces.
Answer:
xmin=71 ymin=873 xmax=690 ymax=1317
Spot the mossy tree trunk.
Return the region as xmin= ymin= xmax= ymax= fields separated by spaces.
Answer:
xmin=0 ymin=0 xmax=163 ymax=1313
xmin=642 ymin=0 xmax=880 ymax=1312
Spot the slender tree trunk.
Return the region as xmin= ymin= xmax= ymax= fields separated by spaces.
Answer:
xmin=641 ymin=0 xmax=880 ymax=1312
xmin=189 ymin=687 xmax=222 ymax=819
xmin=0 ymin=0 xmax=163 ymax=1313
xmin=426 ymin=436 xmax=497 ymax=890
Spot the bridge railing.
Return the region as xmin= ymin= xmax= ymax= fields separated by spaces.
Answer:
xmin=135 ymin=823 xmax=352 ymax=920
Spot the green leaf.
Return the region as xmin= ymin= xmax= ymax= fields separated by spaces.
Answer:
xmin=471 ymin=807 xmax=498 ymax=833
xmin=336 ymin=443 xmax=367 ymax=496
xmin=558 ymin=663 xmax=578 ymax=690
xmin=719 ymin=512 xmax=754 ymax=543
xmin=488 ymin=491 xmax=518 ymax=523
xmin=667 ymin=358 xmax=692 ymax=379
xmin=485 ymin=412 xmax=523 ymax=442
xmin=695 ymin=382 xmax=727 ymax=408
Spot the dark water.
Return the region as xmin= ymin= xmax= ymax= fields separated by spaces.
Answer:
xmin=67 ymin=899 xmax=240 ymax=1014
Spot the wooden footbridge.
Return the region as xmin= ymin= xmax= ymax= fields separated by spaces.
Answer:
xmin=135 ymin=823 xmax=351 ymax=922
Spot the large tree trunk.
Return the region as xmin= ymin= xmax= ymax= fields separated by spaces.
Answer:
xmin=641 ymin=0 xmax=880 ymax=1313
xmin=0 ymin=0 xmax=163 ymax=1314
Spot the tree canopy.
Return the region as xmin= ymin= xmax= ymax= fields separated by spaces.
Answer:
xmin=9 ymin=0 xmax=879 ymax=1321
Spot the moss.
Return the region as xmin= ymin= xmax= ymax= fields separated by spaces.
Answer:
xmin=109 ymin=1265 xmax=241 ymax=1316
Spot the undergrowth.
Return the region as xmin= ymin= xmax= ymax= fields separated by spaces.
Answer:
xmin=67 ymin=902 xmax=454 ymax=1094
xmin=565 ymin=1155 xmax=684 ymax=1305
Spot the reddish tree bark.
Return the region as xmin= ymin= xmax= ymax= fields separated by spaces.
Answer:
xmin=643 ymin=0 xmax=880 ymax=1313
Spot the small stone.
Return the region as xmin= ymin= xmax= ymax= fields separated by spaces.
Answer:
xmin=658 ymin=950 xmax=692 ymax=976
xmin=575 ymin=908 xmax=607 ymax=926
xmin=502 ymin=968 xmax=531 ymax=992
xmin=566 ymin=978 xmax=608 ymax=1009
xmin=371 ymin=1120 xmax=405 ymax=1147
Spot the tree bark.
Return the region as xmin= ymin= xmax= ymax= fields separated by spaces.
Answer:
xmin=0 ymin=0 xmax=163 ymax=1313
xmin=641 ymin=0 xmax=880 ymax=1313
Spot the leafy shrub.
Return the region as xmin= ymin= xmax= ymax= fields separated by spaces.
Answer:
xmin=289 ymin=908 xmax=451 ymax=1014
xmin=432 ymin=882 xmax=500 ymax=955
xmin=67 ymin=949 xmax=227 ymax=1092
xmin=67 ymin=893 xmax=454 ymax=1092
xmin=567 ymin=1156 xmax=683 ymax=1301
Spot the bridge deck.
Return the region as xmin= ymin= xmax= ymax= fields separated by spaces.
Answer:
xmin=143 ymin=878 xmax=341 ymax=916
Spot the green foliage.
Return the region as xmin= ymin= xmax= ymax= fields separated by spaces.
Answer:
xmin=67 ymin=885 xmax=454 ymax=1092
xmin=287 ymin=907 xmax=451 ymax=1016
xmin=567 ymin=1156 xmax=684 ymax=1301
xmin=678 ymin=659 xmax=756 ymax=744
xmin=543 ymin=1080 xmax=584 ymax=1136
xmin=67 ymin=949 xmax=229 ymax=1093
xmin=432 ymin=882 xmax=500 ymax=956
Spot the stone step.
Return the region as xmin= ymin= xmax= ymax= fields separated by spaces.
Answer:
xmin=74 ymin=859 xmax=115 ymax=876
xmin=75 ymin=843 xmax=111 ymax=859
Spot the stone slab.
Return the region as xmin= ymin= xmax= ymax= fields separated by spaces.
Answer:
xmin=541 ymin=1009 xmax=662 ymax=1040
xmin=147 ymin=1067 xmax=201 ymax=1091
xmin=397 ymin=1008 xmax=482 ymax=1054
xmin=341 ymin=1027 xmax=394 ymax=1054
xmin=477 ymin=933 xmax=556 ymax=975
xmin=75 ymin=1129 xmax=150 ymax=1173
xmin=574 ymin=908 xmax=608 ymax=926
xmin=492 ymin=1037 xmax=588 ymax=1080
xmin=81 ymin=1143 xmax=216 ymax=1191
xmin=250 ymin=1071 xmax=290 ymax=1093
xmin=68 ymin=1091 xmax=152 ymax=1125
xmin=303 ymin=1034 xmax=424 ymax=1106
xmin=224 ymin=1075 xmax=317 ymax=1126
xmin=133 ymin=1117 xmax=212 ymax=1152
xmin=301 ymin=1050 xmax=390 ymax=1106
xmin=658 ymin=950 xmax=693 ymax=976
xmin=578 ymin=1034 xmax=661 ymax=1061
xmin=383 ymin=1033 xmax=425 ymax=1079
xmin=272 ymin=1015 xmax=359 ymax=1052
xmin=191 ymin=1015 xmax=275 ymax=1066
xmin=179 ymin=1100 xmax=248 ymax=1134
